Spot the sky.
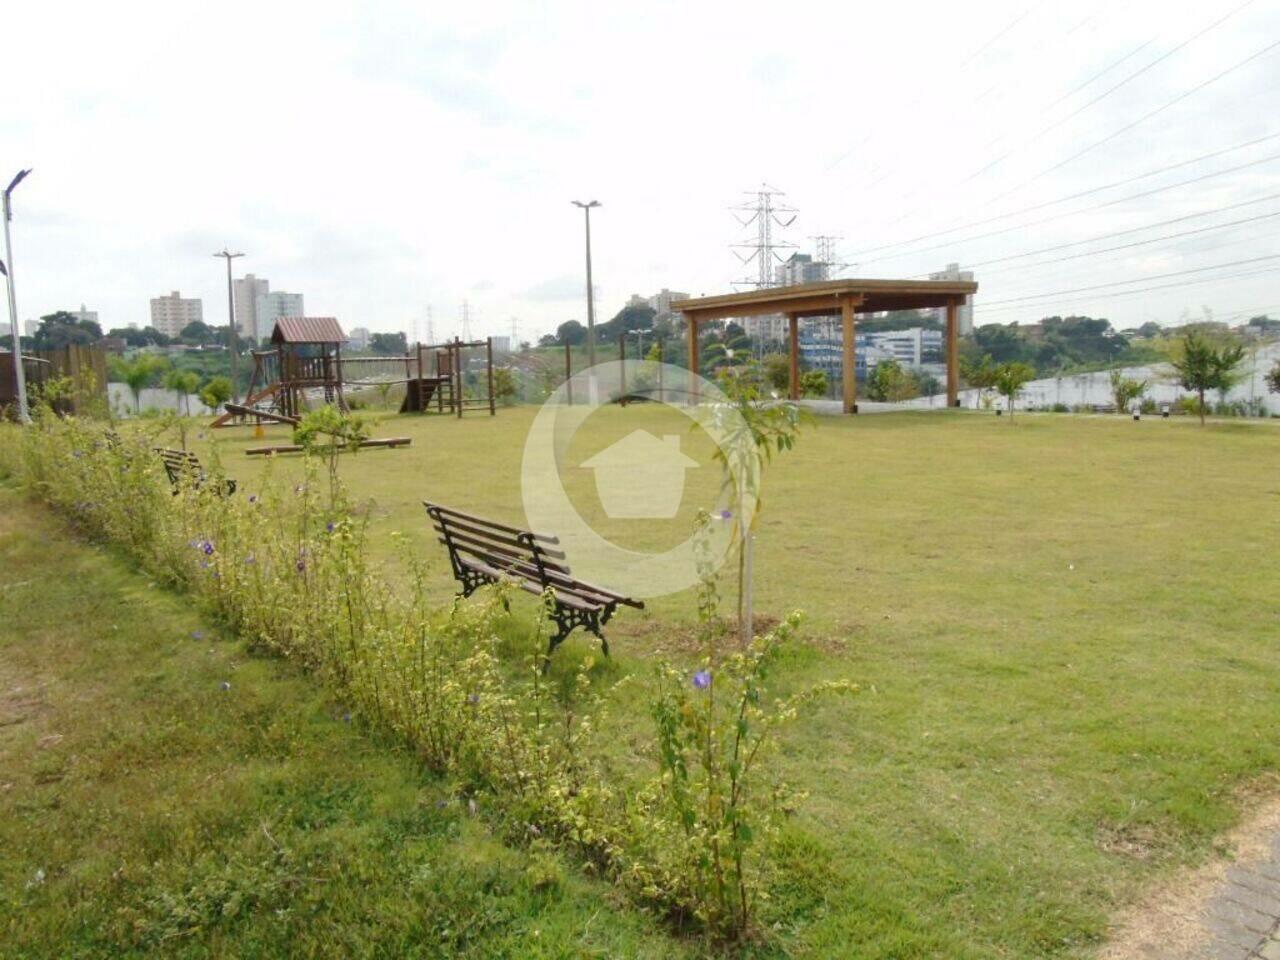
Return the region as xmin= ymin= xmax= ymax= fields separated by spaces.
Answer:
xmin=3 ymin=0 xmax=1279 ymax=342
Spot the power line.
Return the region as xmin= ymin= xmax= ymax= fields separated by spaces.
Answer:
xmin=967 ymin=0 xmax=1257 ymax=187
xmin=977 ymin=264 xmax=1280 ymax=316
xmin=988 ymin=34 xmax=1280 ymax=205
xmin=980 ymin=254 xmax=1280 ymax=307
xmin=824 ymin=4 xmax=1042 ymax=173
xmin=854 ymin=149 xmax=1280 ymax=268
xmin=843 ymin=131 xmax=1280 ymax=262
xmin=947 ymin=195 xmax=1280 ymax=274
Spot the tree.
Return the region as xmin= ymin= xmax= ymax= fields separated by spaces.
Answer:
xmin=109 ymin=354 xmax=168 ymax=413
xmin=800 ymin=369 xmax=828 ymax=398
xmin=369 ymin=332 xmax=408 ymax=355
xmin=164 ymin=368 xmax=201 ymax=415
xmin=1266 ymin=359 xmax=1280 ymax=396
xmin=554 ymin=320 xmax=587 ymax=346
xmin=493 ymin=367 xmax=517 ymax=406
xmin=762 ymin=353 xmax=790 ymax=393
xmin=199 ymin=375 xmax=233 ymax=414
xmin=597 ymin=302 xmax=656 ymax=342
xmin=32 ymin=311 xmax=103 ymax=350
xmin=1172 ymin=332 xmax=1245 ymax=425
xmin=867 ymin=359 xmax=919 ymax=402
xmin=109 ymin=326 xmax=171 ymax=348
xmin=1109 ymin=369 xmax=1146 ymax=413
xmin=992 ymin=362 xmax=1035 ymax=418
xmin=180 ymin=320 xmax=215 ymax=345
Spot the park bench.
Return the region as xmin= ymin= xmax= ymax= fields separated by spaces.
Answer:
xmin=424 ymin=501 xmax=643 ymax=661
xmin=155 ymin=448 xmax=236 ymax=496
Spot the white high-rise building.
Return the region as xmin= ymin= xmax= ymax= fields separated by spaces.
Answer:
xmin=254 ymin=291 xmax=304 ymax=338
xmin=149 ymin=291 xmax=203 ymax=338
xmin=775 ymin=253 xmax=829 ymax=287
xmin=929 ymin=263 xmax=975 ymax=335
xmin=233 ymin=274 xmax=270 ymax=342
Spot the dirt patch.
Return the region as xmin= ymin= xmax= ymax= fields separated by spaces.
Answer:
xmin=1097 ymin=778 xmax=1280 ymax=959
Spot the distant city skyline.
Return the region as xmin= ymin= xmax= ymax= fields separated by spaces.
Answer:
xmin=4 ymin=2 xmax=1279 ymax=342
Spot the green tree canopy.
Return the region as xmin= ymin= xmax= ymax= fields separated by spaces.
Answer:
xmin=109 ymin=353 xmax=168 ymax=413
xmin=368 ymin=332 xmax=408 ymax=355
xmin=1172 ymin=332 xmax=1244 ymax=425
xmin=992 ymin=362 xmax=1036 ymax=418
xmin=553 ymin=320 xmax=587 ymax=346
xmin=199 ymin=375 xmax=233 ymax=413
xmin=33 ymin=312 xmax=102 ymax=350
xmin=867 ymin=359 xmax=920 ymax=402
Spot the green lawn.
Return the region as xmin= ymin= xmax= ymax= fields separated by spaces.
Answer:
xmin=9 ymin=407 xmax=1280 ymax=958
xmin=0 ymin=493 xmax=691 ymax=959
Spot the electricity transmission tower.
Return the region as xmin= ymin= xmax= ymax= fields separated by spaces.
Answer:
xmin=425 ymin=305 xmax=435 ymax=345
xmin=730 ymin=184 xmax=797 ymax=289
xmin=461 ymin=300 xmax=472 ymax=341
xmin=810 ymin=235 xmax=845 ymax=278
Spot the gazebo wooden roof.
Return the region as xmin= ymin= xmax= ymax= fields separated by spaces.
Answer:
xmin=672 ymin=277 xmax=978 ymax=413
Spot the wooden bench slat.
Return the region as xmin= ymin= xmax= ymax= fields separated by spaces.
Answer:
xmin=429 ymin=516 xmax=568 ymax=563
xmin=426 ymin=502 xmax=560 ymax=546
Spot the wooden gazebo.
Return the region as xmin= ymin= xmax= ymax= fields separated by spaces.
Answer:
xmin=671 ymin=277 xmax=978 ymax=413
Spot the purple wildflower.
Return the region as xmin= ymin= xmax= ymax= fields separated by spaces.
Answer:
xmin=295 ymin=558 xmax=306 ymax=573
xmin=467 ymin=693 xmax=480 ymax=706
xmin=202 ymin=541 xmax=214 ymax=556
xmin=326 ymin=521 xmax=335 ymax=533
xmin=718 ymin=509 xmax=732 ymax=520
xmin=244 ymin=554 xmax=255 ymax=565
xmin=248 ymin=494 xmax=257 ymax=503
xmin=192 ymin=630 xmax=204 ymax=640
xmin=693 ymin=669 xmax=712 ymax=690
xmin=342 ymin=712 xmax=351 ymax=723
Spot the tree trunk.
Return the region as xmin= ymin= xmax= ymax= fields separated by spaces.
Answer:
xmin=1199 ymin=388 xmax=1206 ymax=425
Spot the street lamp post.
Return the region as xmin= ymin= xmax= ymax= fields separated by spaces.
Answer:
xmin=2 ymin=169 xmax=33 ymax=424
xmin=213 ymin=249 xmax=244 ymax=404
xmin=571 ymin=200 xmax=600 ymax=372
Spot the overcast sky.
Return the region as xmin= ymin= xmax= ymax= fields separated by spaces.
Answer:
xmin=4 ymin=0 xmax=1279 ymax=341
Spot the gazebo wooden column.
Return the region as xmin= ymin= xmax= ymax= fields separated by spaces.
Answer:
xmin=841 ymin=296 xmax=857 ymax=414
xmin=945 ymin=300 xmax=959 ymax=408
xmin=787 ymin=314 xmax=800 ymax=400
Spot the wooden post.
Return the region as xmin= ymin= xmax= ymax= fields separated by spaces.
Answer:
xmin=788 ymin=313 xmax=800 ymax=401
xmin=564 ymin=341 xmax=573 ymax=405
xmin=454 ymin=337 xmax=463 ymax=419
xmin=486 ymin=336 xmax=495 ymax=416
xmin=946 ymin=299 xmax=959 ymax=408
xmin=618 ymin=332 xmax=626 ymax=406
xmin=686 ymin=314 xmax=699 ymax=405
xmin=842 ymin=297 xmax=857 ymax=414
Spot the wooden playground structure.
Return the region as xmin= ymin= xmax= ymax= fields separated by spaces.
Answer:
xmin=212 ymin=317 xmax=496 ymax=429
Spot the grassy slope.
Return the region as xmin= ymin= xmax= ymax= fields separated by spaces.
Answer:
xmin=0 ymin=493 xmax=691 ymax=959
xmin=187 ymin=407 xmax=1280 ymax=957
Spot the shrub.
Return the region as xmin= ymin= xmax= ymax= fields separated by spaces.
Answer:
xmin=8 ymin=404 xmax=852 ymax=944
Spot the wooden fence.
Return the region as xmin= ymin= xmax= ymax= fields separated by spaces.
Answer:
xmin=1 ymin=344 xmax=108 ymax=416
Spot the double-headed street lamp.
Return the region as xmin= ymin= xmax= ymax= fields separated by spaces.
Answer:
xmin=213 ymin=249 xmax=244 ymax=404
xmin=2 ymin=169 xmax=33 ymax=423
xmin=571 ymin=200 xmax=600 ymax=370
